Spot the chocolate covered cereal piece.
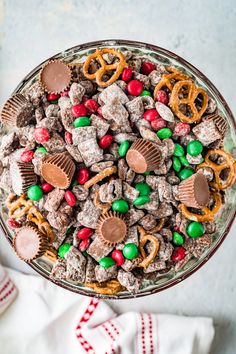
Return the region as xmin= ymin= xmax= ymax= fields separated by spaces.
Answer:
xmin=117 ymin=270 xmax=141 ymax=293
xmin=90 ymin=114 xmax=110 ymax=139
xmin=77 ymin=200 xmax=101 ymax=228
xmin=50 ymin=259 xmax=67 ymax=281
xmin=87 ymin=235 xmax=113 ymax=261
xmin=99 ymin=83 xmax=129 ymax=105
xmin=95 ymin=265 xmax=118 ymax=283
xmin=44 ymin=188 xmax=65 ymax=212
xmin=68 ymin=82 xmax=86 ymax=105
xmin=126 ymin=208 xmax=145 ymax=226
xmin=72 ymin=185 xmax=89 ymax=201
xmin=192 ymin=120 xmax=222 ymax=146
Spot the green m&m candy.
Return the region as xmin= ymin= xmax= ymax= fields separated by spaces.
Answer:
xmin=35 ymin=147 xmax=47 ymax=154
xmin=179 ymin=156 xmax=189 ymax=167
xmin=178 ymin=168 xmax=194 ymax=180
xmin=73 ymin=116 xmax=90 ymax=128
xmin=135 ymin=182 xmax=151 ymax=196
xmin=173 ymin=157 xmax=181 ymax=172
xmin=140 ymin=90 xmax=151 ymax=96
xmin=122 ymin=243 xmax=138 ymax=259
xmin=118 ymin=140 xmax=130 ymax=157
xmin=187 ymin=222 xmax=204 ymax=238
xmin=112 ymin=199 xmax=129 ymax=213
xmin=143 ymin=171 xmax=150 ymax=176
xmin=133 ymin=195 xmax=150 ymax=206
xmin=50 ymin=100 xmax=58 ymax=104
xmin=58 ymin=243 xmax=71 ymax=258
xmin=99 ymin=257 xmax=115 ymax=268
xmin=157 ymin=128 xmax=173 ymax=140
xmin=72 ymin=180 xmax=78 ymax=187
xmin=27 ymin=185 xmax=43 ymax=201
xmin=173 ymin=232 xmax=184 ymax=246
xmin=173 ymin=144 xmax=184 ymax=157
xmin=187 ymin=140 xmax=203 ymax=156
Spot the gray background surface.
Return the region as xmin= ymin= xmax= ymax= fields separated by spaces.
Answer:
xmin=0 ymin=1 xmax=236 ymax=353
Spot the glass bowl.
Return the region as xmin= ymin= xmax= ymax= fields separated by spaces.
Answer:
xmin=1 ymin=39 xmax=236 ymax=299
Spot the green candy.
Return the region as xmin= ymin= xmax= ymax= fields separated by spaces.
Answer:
xmin=50 ymin=100 xmax=58 ymax=104
xmin=173 ymin=232 xmax=184 ymax=246
xmin=66 ymin=227 xmax=72 ymax=234
xmin=35 ymin=147 xmax=47 ymax=154
xmin=179 ymin=156 xmax=189 ymax=167
xmin=187 ymin=222 xmax=204 ymax=238
xmin=173 ymin=157 xmax=181 ymax=172
xmin=122 ymin=243 xmax=138 ymax=260
xmin=135 ymin=182 xmax=151 ymax=196
xmin=173 ymin=144 xmax=185 ymax=157
xmin=72 ymin=180 xmax=78 ymax=187
xmin=140 ymin=90 xmax=151 ymax=97
xmin=73 ymin=116 xmax=90 ymax=128
xmin=133 ymin=195 xmax=150 ymax=206
xmin=143 ymin=171 xmax=150 ymax=176
xmin=157 ymin=128 xmax=173 ymax=139
xmin=27 ymin=185 xmax=43 ymax=201
xmin=178 ymin=168 xmax=194 ymax=180
xmin=187 ymin=140 xmax=203 ymax=157
xmin=112 ymin=199 xmax=129 ymax=213
xmin=99 ymin=257 xmax=115 ymax=268
xmin=58 ymin=243 xmax=71 ymax=258
xmin=118 ymin=140 xmax=130 ymax=157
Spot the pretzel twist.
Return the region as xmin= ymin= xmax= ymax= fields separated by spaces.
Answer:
xmin=27 ymin=207 xmax=54 ymax=242
xmin=93 ymin=190 xmax=111 ymax=214
xmin=85 ymin=279 xmax=124 ymax=295
xmin=154 ymin=66 xmax=190 ymax=98
xmin=197 ymin=149 xmax=236 ymax=190
xmin=84 ymin=166 xmax=117 ymax=189
xmin=169 ymin=80 xmax=208 ymax=123
xmin=43 ymin=248 xmax=58 ymax=262
xmin=180 ymin=191 xmax=222 ymax=222
xmin=83 ymin=48 xmax=126 ymax=87
xmin=137 ymin=226 xmax=160 ymax=269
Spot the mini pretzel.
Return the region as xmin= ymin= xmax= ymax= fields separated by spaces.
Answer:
xmin=27 ymin=207 xmax=54 ymax=242
xmin=93 ymin=190 xmax=111 ymax=214
xmin=169 ymin=80 xmax=208 ymax=123
xmin=43 ymin=248 xmax=58 ymax=262
xmin=85 ymin=279 xmax=124 ymax=295
xmin=154 ymin=67 xmax=190 ymax=98
xmin=180 ymin=191 xmax=222 ymax=222
xmin=197 ymin=149 xmax=236 ymax=190
xmin=7 ymin=194 xmax=33 ymax=219
xmin=83 ymin=48 xmax=126 ymax=87
xmin=137 ymin=226 xmax=160 ymax=269
xmin=84 ymin=166 xmax=117 ymax=189
xmin=149 ymin=218 xmax=165 ymax=234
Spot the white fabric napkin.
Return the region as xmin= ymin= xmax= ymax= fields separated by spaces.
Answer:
xmin=0 ymin=265 xmax=17 ymax=315
xmin=0 ymin=267 xmax=214 ymax=354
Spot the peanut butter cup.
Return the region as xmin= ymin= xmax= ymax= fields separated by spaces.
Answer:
xmin=96 ymin=211 xmax=127 ymax=246
xmin=178 ymin=173 xmax=210 ymax=208
xmin=10 ymin=162 xmax=37 ymax=196
xmin=39 ymin=60 xmax=72 ymax=94
xmin=0 ymin=94 xmax=33 ymax=127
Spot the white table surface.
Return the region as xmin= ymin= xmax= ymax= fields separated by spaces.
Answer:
xmin=0 ymin=1 xmax=236 ymax=353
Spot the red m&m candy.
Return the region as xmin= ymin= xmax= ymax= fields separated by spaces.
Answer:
xmin=174 ymin=122 xmax=191 ymax=137
xmin=141 ymin=61 xmax=156 ymax=75
xmin=99 ymin=135 xmax=113 ymax=149
xmin=20 ymin=150 xmax=34 ymax=163
xmin=97 ymin=107 xmax=103 ymax=117
xmin=79 ymin=238 xmax=90 ymax=252
xmin=65 ymin=131 xmax=73 ymax=145
xmin=122 ymin=67 xmax=133 ymax=82
xmin=156 ymin=90 xmax=169 ymax=105
xmin=34 ymin=128 xmax=50 ymax=143
xmin=72 ymin=104 xmax=88 ymax=117
xmin=77 ymin=168 xmax=89 ymax=185
xmin=7 ymin=218 xmax=21 ymax=228
xmin=60 ymin=90 xmax=69 ymax=97
xmin=84 ymin=99 xmax=99 ymax=114
xmin=171 ymin=247 xmax=186 ymax=262
xmin=143 ymin=109 xmax=159 ymax=122
xmin=111 ymin=250 xmax=124 ymax=266
xmin=77 ymin=227 xmax=93 ymax=240
xmin=64 ymin=191 xmax=77 ymax=206
xmin=47 ymin=93 xmax=60 ymax=101
xmin=127 ymin=80 xmax=143 ymax=96
xmin=150 ymin=118 xmax=167 ymax=131
xmin=41 ymin=183 xmax=54 ymax=193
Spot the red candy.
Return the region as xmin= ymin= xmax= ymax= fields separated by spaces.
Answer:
xmin=99 ymin=134 xmax=113 ymax=149
xmin=121 ymin=67 xmax=133 ymax=82
xmin=7 ymin=218 xmax=21 ymax=229
xmin=84 ymin=99 xmax=99 ymax=114
xmin=127 ymin=80 xmax=143 ymax=96
xmin=60 ymin=90 xmax=69 ymax=97
xmin=141 ymin=61 xmax=156 ymax=75
xmin=20 ymin=150 xmax=34 ymax=163
xmin=47 ymin=93 xmax=60 ymax=101
xmin=42 ymin=183 xmax=54 ymax=193
xmin=77 ymin=168 xmax=89 ymax=185
xmin=150 ymin=118 xmax=167 ymax=131
xmin=156 ymin=90 xmax=169 ymax=105
xmin=34 ymin=127 xmax=50 ymax=143
xmin=64 ymin=191 xmax=77 ymax=206
xmin=173 ymin=226 xmax=181 ymax=232
xmin=77 ymin=227 xmax=93 ymax=240
xmin=111 ymin=250 xmax=124 ymax=266
xmin=143 ymin=109 xmax=159 ymax=122
xmin=72 ymin=104 xmax=88 ymax=117
xmin=97 ymin=107 xmax=103 ymax=117
xmin=79 ymin=238 xmax=90 ymax=252
xmin=65 ymin=131 xmax=73 ymax=145
xmin=174 ymin=122 xmax=191 ymax=137
xmin=171 ymin=247 xmax=186 ymax=262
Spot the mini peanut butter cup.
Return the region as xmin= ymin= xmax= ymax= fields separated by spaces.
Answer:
xmin=10 ymin=162 xmax=37 ymax=196
xmin=96 ymin=211 xmax=127 ymax=246
xmin=41 ymin=152 xmax=75 ymax=189
xmin=39 ymin=60 xmax=72 ymax=94
xmin=178 ymin=172 xmax=210 ymax=208
xmin=126 ymin=139 xmax=162 ymax=173
xmin=13 ymin=224 xmax=49 ymax=262
xmin=205 ymin=112 xmax=228 ymax=137
xmin=0 ymin=93 xmax=33 ymax=127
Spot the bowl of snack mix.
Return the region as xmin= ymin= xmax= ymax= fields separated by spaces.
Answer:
xmin=0 ymin=39 xmax=236 ymax=299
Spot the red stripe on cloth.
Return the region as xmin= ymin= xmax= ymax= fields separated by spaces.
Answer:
xmin=0 ymin=273 xmax=7 ymax=286
xmin=0 ymin=280 xmax=11 ymax=295
xmin=148 ymin=314 xmax=154 ymax=354
xmin=0 ymin=284 xmax=16 ymax=303
xmin=108 ymin=320 xmax=120 ymax=336
xmin=141 ymin=313 xmax=146 ymax=354
xmin=102 ymin=323 xmax=116 ymax=354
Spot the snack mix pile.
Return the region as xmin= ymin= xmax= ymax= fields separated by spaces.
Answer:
xmin=0 ymin=47 xmax=235 ymax=295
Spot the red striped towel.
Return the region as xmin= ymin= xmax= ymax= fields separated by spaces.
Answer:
xmin=0 ymin=265 xmax=17 ymax=316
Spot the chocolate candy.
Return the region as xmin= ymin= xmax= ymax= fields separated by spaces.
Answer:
xmin=173 ymin=144 xmax=185 ymax=157
xmin=121 ymin=67 xmax=133 ymax=82
xmin=140 ymin=90 xmax=151 ymax=97
xmin=179 ymin=156 xmax=189 ymax=167
xmin=72 ymin=104 xmax=88 ymax=117
xmin=99 ymin=257 xmax=116 ymax=268
xmin=20 ymin=150 xmax=34 ymax=163
xmin=156 ymin=128 xmax=172 ymax=139
xmin=99 ymin=134 xmax=113 ymax=149
xmin=58 ymin=243 xmax=71 ymax=258
xmin=172 ymin=232 xmax=184 ymax=246
xmin=141 ymin=62 xmax=156 ymax=75
xmin=35 ymin=147 xmax=47 ymax=154
xmin=97 ymin=211 xmax=127 ymax=245
xmin=156 ymin=90 xmax=168 ymax=104
xmin=173 ymin=157 xmax=181 ymax=172
xmin=77 ymin=228 xmax=93 ymax=240
xmin=122 ymin=243 xmax=138 ymax=260
xmin=178 ymin=173 xmax=210 ymax=208
xmin=133 ymin=195 xmax=150 ymax=206
xmin=127 ymin=80 xmax=143 ymax=96
xmin=171 ymin=246 xmax=185 ymax=262
xmin=187 ymin=140 xmax=203 ymax=157
xmin=187 ymin=222 xmax=204 ymax=238
xmin=143 ymin=109 xmax=159 ymax=122
xmin=34 ymin=127 xmax=50 ymax=143
xmin=118 ymin=140 xmax=130 ymax=157
xmin=64 ymin=191 xmax=77 ymax=206
xmin=77 ymin=167 xmax=89 ymax=185
xmin=27 ymin=185 xmax=43 ymax=201
xmin=178 ymin=168 xmax=194 ymax=180
xmin=41 ymin=183 xmax=54 ymax=193
xmin=112 ymin=199 xmax=129 ymax=214
xmin=40 ymin=60 xmax=71 ymax=93
xmin=111 ymin=250 xmax=125 ymax=266
xmin=73 ymin=116 xmax=91 ymax=127
xmin=135 ymin=182 xmax=151 ymax=196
